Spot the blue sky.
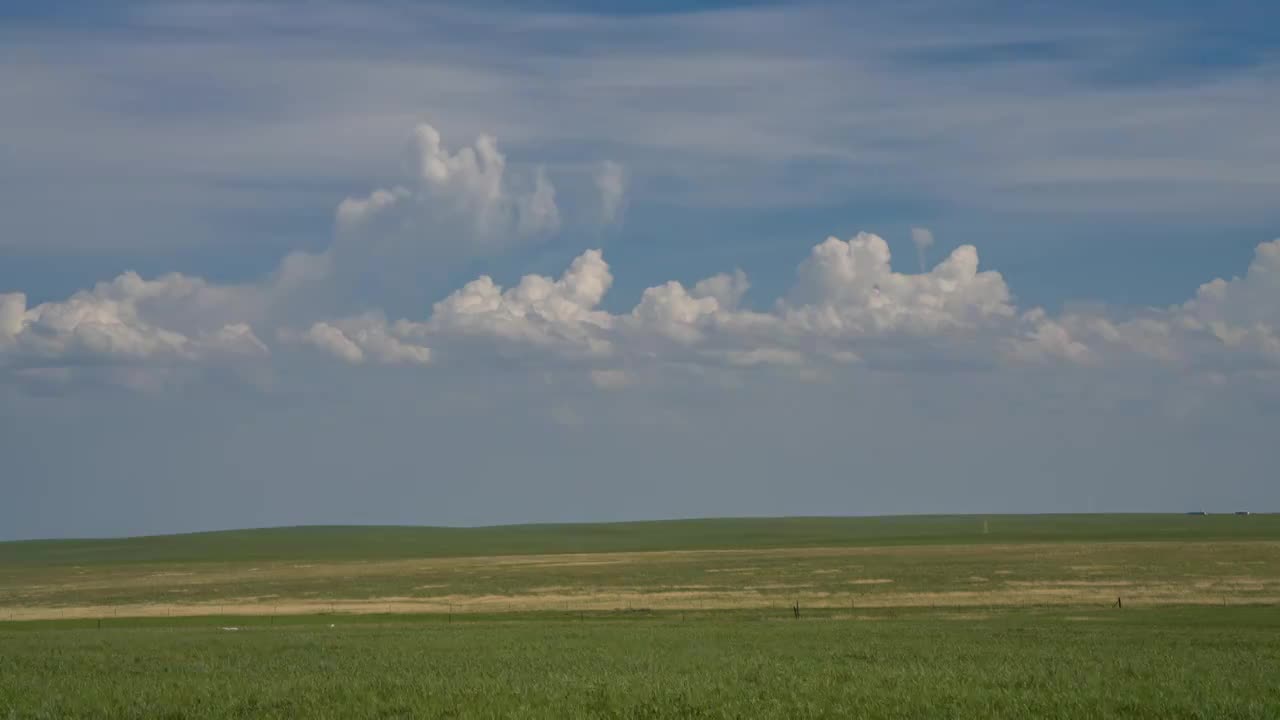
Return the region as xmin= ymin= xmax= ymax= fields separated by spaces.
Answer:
xmin=1 ymin=0 xmax=1278 ymax=539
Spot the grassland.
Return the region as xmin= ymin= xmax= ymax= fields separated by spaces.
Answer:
xmin=3 ymin=607 xmax=1279 ymax=718
xmin=7 ymin=514 xmax=1279 ymax=566
xmin=2 ymin=515 xmax=1278 ymax=620
xmin=2 ymin=515 xmax=1278 ymax=718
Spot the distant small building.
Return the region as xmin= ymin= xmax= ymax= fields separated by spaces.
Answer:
xmin=1186 ymin=511 xmax=1207 ymax=516
xmin=1235 ymin=511 xmax=1251 ymax=516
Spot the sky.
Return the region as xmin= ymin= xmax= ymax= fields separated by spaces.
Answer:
xmin=1 ymin=0 xmax=1278 ymax=540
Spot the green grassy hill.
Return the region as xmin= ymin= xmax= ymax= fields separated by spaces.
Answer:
xmin=4 ymin=514 xmax=1277 ymax=567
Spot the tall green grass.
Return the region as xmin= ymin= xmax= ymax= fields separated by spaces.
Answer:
xmin=2 ymin=607 xmax=1277 ymax=719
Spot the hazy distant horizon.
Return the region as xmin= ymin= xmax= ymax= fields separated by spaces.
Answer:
xmin=9 ymin=509 xmax=1279 ymax=544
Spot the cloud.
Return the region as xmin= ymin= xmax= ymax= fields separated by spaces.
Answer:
xmin=283 ymin=229 xmax=1021 ymax=376
xmin=1171 ymin=239 xmax=1280 ymax=366
xmin=287 ymin=228 xmax=1280 ymax=385
xmin=0 ymin=122 xmax=592 ymax=387
xmin=427 ymin=249 xmax=615 ymax=358
xmin=0 ymin=294 xmax=26 ymax=340
xmin=294 ymin=323 xmax=365 ymax=365
xmin=910 ymin=227 xmax=934 ymax=272
xmin=1008 ymin=239 xmax=1280 ymax=371
xmin=628 ymin=280 xmax=733 ymax=345
xmin=589 ymin=368 xmax=632 ymax=389
xmin=3 ymin=109 xmax=1279 ymax=394
xmin=288 ymin=315 xmax=431 ymax=366
xmin=782 ymin=233 xmax=1015 ymax=337
xmin=334 ymin=124 xmax=560 ymax=254
xmin=721 ymin=347 xmax=806 ymax=368
xmin=275 ymin=123 xmax=600 ymax=315
xmin=693 ymin=269 xmax=749 ymax=310
xmin=0 ymin=273 xmax=267 ymax=370
xmin=5 ymin=0 xmax=1280 ymax=276
xmin=1182 ymin=239 xmax=1280 ymax=344
xmin=1007 ymin=310 xmax=1097 ymax=366
xmin=1009 ymin=309 xmax=1184 ymax=368
xmin=7 ymin=202 xmax=1280 ymax=393
xmin=594 ymin=161 xmax=626 ymax=225
xmin=201 ymin=323 xmax=271 ymax=358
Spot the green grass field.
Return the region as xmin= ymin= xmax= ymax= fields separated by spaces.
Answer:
xmin=6 ymin=514 xmax=1279 ymax=566
xmin=2 ymin=515 xmax=1278 ymax=718
xmin=3 ymin=608 xmax=1278 ymax=718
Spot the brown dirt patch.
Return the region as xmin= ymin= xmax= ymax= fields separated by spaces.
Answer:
xmin=8 ymin=583 xmax=1280 ymax=622
xmin=1005 ymin=581 xmax=1135 ymax=587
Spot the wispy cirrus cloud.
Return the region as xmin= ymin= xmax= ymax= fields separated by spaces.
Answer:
xmin=3 ymin=1 xmax=1278 ymax=258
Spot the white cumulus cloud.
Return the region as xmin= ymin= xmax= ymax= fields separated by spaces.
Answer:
xmin=1009 ymin=239 xmax=1280 ymax=371
xmin=289 ymin=314 xmax=431 ymax=366
xmin=781 ymin=233 xmax=1015 ymax=337
xmin=428 ymin=249 xmax=615 ymax=357
xmin=0 ymin=273 xmax=267 ymax=370
xmin=334 ymin=124 xmax=561 ymax=255
xmin=5 ymin=117 xmax=1280 ymax=394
